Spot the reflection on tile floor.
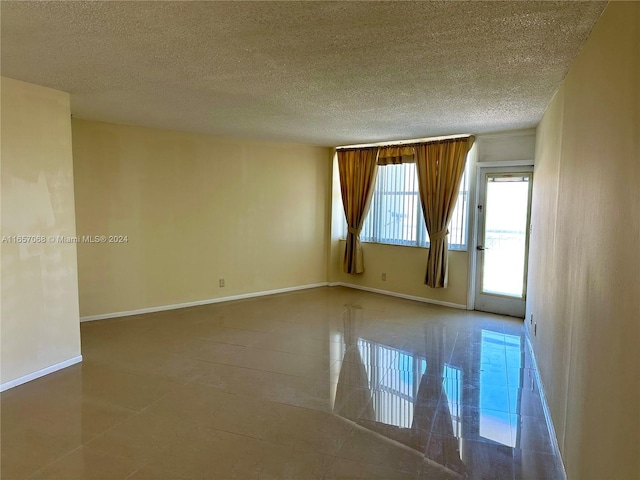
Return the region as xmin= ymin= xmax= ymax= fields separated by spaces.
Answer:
xmin=1 ymin=287 xmax=565 ymax=479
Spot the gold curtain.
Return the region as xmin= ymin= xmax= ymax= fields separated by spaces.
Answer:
xmin=377 ymin=145 xmax=415 ymax=165
xmin=337 ymin=147 xmax=379 ymax=274
xmin=415 ymin=136 xmax=475 ymax=287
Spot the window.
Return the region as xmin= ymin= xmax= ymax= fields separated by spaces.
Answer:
xmin=360 ymin=162 xmax=469 ymax=250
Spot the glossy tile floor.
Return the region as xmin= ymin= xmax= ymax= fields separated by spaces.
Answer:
xmin=1 ymin=287 xmax=565 ymax=479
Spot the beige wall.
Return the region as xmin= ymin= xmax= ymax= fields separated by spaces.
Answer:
xmin=527 ymin=2 xmax=639 ymax=479
xmin=331 ymin=241 xmax=469 ymax=307
xmin=72 ymin=119 xmax=330 ymax=318
xmin=476 ymin=129 xmax=536 ymax=163
xmin=1 ymin=77 xmax=81 ymax=387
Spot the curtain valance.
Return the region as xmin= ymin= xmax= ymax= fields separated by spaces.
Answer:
xmin=377 ymin=145 xmax=415 ymax=165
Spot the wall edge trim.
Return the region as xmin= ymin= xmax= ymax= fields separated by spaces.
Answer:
xmin=476 ymin=129 xmax=537 ymax=139
xmin=524 ymin=331 xmax=568 ymax=480
xmin=475 ymin=159 xmax=535 ymax=167
xmin=80 ymin=283 xmax=330 ymax=322
xmin=328 ymin=282 xmax=467 ymax=310
xmin=0 ymin=355 xmax=83 ymax=392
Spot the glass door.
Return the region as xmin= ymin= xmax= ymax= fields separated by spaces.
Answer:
xmin=474 ymin=167 xmax=533 ymax=318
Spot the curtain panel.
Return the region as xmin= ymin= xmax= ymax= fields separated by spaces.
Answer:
xmin=415 ymin=136 xmax=475 ymax=288
xmin=337 ymin=147 xmax=379 ymax=274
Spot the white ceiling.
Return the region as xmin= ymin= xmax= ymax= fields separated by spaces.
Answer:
xmin=1 ymin=1 xmax=606 ymax=146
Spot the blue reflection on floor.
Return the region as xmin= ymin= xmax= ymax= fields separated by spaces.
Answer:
xmin=480 ymin=330 xmax=521 ymax=446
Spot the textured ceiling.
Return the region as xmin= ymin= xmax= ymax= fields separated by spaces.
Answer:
xmin=1 ymin=1 xmax=606 ymax=146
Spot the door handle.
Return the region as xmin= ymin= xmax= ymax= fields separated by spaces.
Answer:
xmin=477 ymin=245 xmax=488 ymax=251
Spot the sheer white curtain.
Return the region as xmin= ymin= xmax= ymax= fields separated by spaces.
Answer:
xmin=361 ymin=163 xmax=425 ymax=246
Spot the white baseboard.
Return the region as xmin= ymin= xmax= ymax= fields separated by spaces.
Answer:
xmin=80 ymin=282 xmax=329 ymax=322
xmin=0 ymin=355 xmax=83 ymax=392
xmin=524 ymin=331 xmax=567 ymax=480
xmin=328 ymin=282 xmax=467 ymax=310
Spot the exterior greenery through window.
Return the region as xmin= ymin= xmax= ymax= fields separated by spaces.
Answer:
xmin=360 ymin=162 xmax=469 ymax=250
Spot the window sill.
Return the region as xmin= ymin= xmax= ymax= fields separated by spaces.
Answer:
xmin=338 ymin=238 xmax=467 ymax=252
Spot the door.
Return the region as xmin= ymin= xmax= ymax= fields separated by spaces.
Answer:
xmin=474 ymin=167 xmax=533 ymax=318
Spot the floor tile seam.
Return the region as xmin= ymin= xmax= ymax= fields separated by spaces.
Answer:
xmin=261 ymin=393 xmax=357 ymax=423
xmin=328 ymin=353 xmax=397 ymax=370
xmin=193 ymin=356 xmax=327 ymax=380
xmin=450 ymin=402 xmax=512 ymax=415
xmin=181 ymin=365 xmax=222 ymax=388
xmin=332 ymin=424 xmax=435 ymax=476
xmin=1 ymin=423 xmax=75 ymax=449
xmin=435 ymin=433 xmax=515 ymax=452
xmin=54 ymin=404 xmax=141 ymax=449
xmin=24 ymin=442 xmax=135 ymax=480
xmin=79 ymin=387 xmax=186 ymax=452
xmin=328 ymin=421 xmax=360 ymax=460
xmin=199 ymin=341 xmax=336 ymax=362
xmin=194 ymin=420 xmax=357 ymax=460
xmin=196 ymin=423 xmax=266 ymax=442
xmin=74 ymin=359 xmax=185 ymax=387
xmin=150 ymin=381 xmax=289 ymax=418
xmin=188 ymin=338 xmax=249 ymax=348
xmin=505 ymin=372 xmax=536 ymax=392
xmin=97 ymin=363 xmax=204 ymax=385
xmin=196 ymin=324 xmax=278 ymax=335
xmin=126 ymin=422 xmax=344 ymax=478
xmin=23 ymin=443 xmax=86 ymax=480
xmin=383 ymin=360 xmax=456 ymax=372
xmin=513 ymin=447 xmax=561 ymax=458
xmin=264 ymin=395 xmax=336 ymax=417
xmin=241 ymin=343 xmax=334 ymax=360
xmin=511 ymin=442 xmax=557 ymax=456
xmin=1 ymin=391 xmax=140 ymax=420
xmin=444 ymin=330 xmax=460 ymax=366
xmin=420 ymin=455 xmax=468 ymax=480
xmin=318 ymin=454 xmax=341 ymax=479
xmin=506 ymin=387 xmax=522 ymax=414
xmin=423 ymin=393 xmax=447 ymax=451
xmin=340 ymin=372 xmax=393 ymax=396
xmin=4 ymin=390 xmax=155 ymax=440
xmin=123 ymin=465 xmax=143 ymax=480
xmin=187 ymin=367 xmax=321 ymax=392
xmin=250 ymin=331 xmax=343 ymax=344
xmin=373 ymin=363 xmax=402 ymax=386
xmin=264 ymin=316 xmax=337 ymax=326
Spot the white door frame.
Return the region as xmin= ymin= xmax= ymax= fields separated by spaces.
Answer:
xmin=466 ymin=160 xmax=534 ymax=311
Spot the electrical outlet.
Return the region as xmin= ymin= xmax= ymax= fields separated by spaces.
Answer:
xmin=381 ymin=273 xmax=387 ymax=281
xmin=219 ymin=278 xmax=225 ymax=287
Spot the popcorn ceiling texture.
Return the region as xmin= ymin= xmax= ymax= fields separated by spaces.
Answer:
xmin=1 ymin=1 xmax=606 ymax=146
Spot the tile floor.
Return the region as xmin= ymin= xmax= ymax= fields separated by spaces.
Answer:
xmin=1 ymin=287 xmax=565 ymax=479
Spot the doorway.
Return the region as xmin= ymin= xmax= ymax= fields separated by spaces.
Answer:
xmin=473 ymin=166 xmax=533 ymax=318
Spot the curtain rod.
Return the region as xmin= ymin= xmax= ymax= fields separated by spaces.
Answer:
xmin=335 ymin=133 xmax=473 ymax=150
